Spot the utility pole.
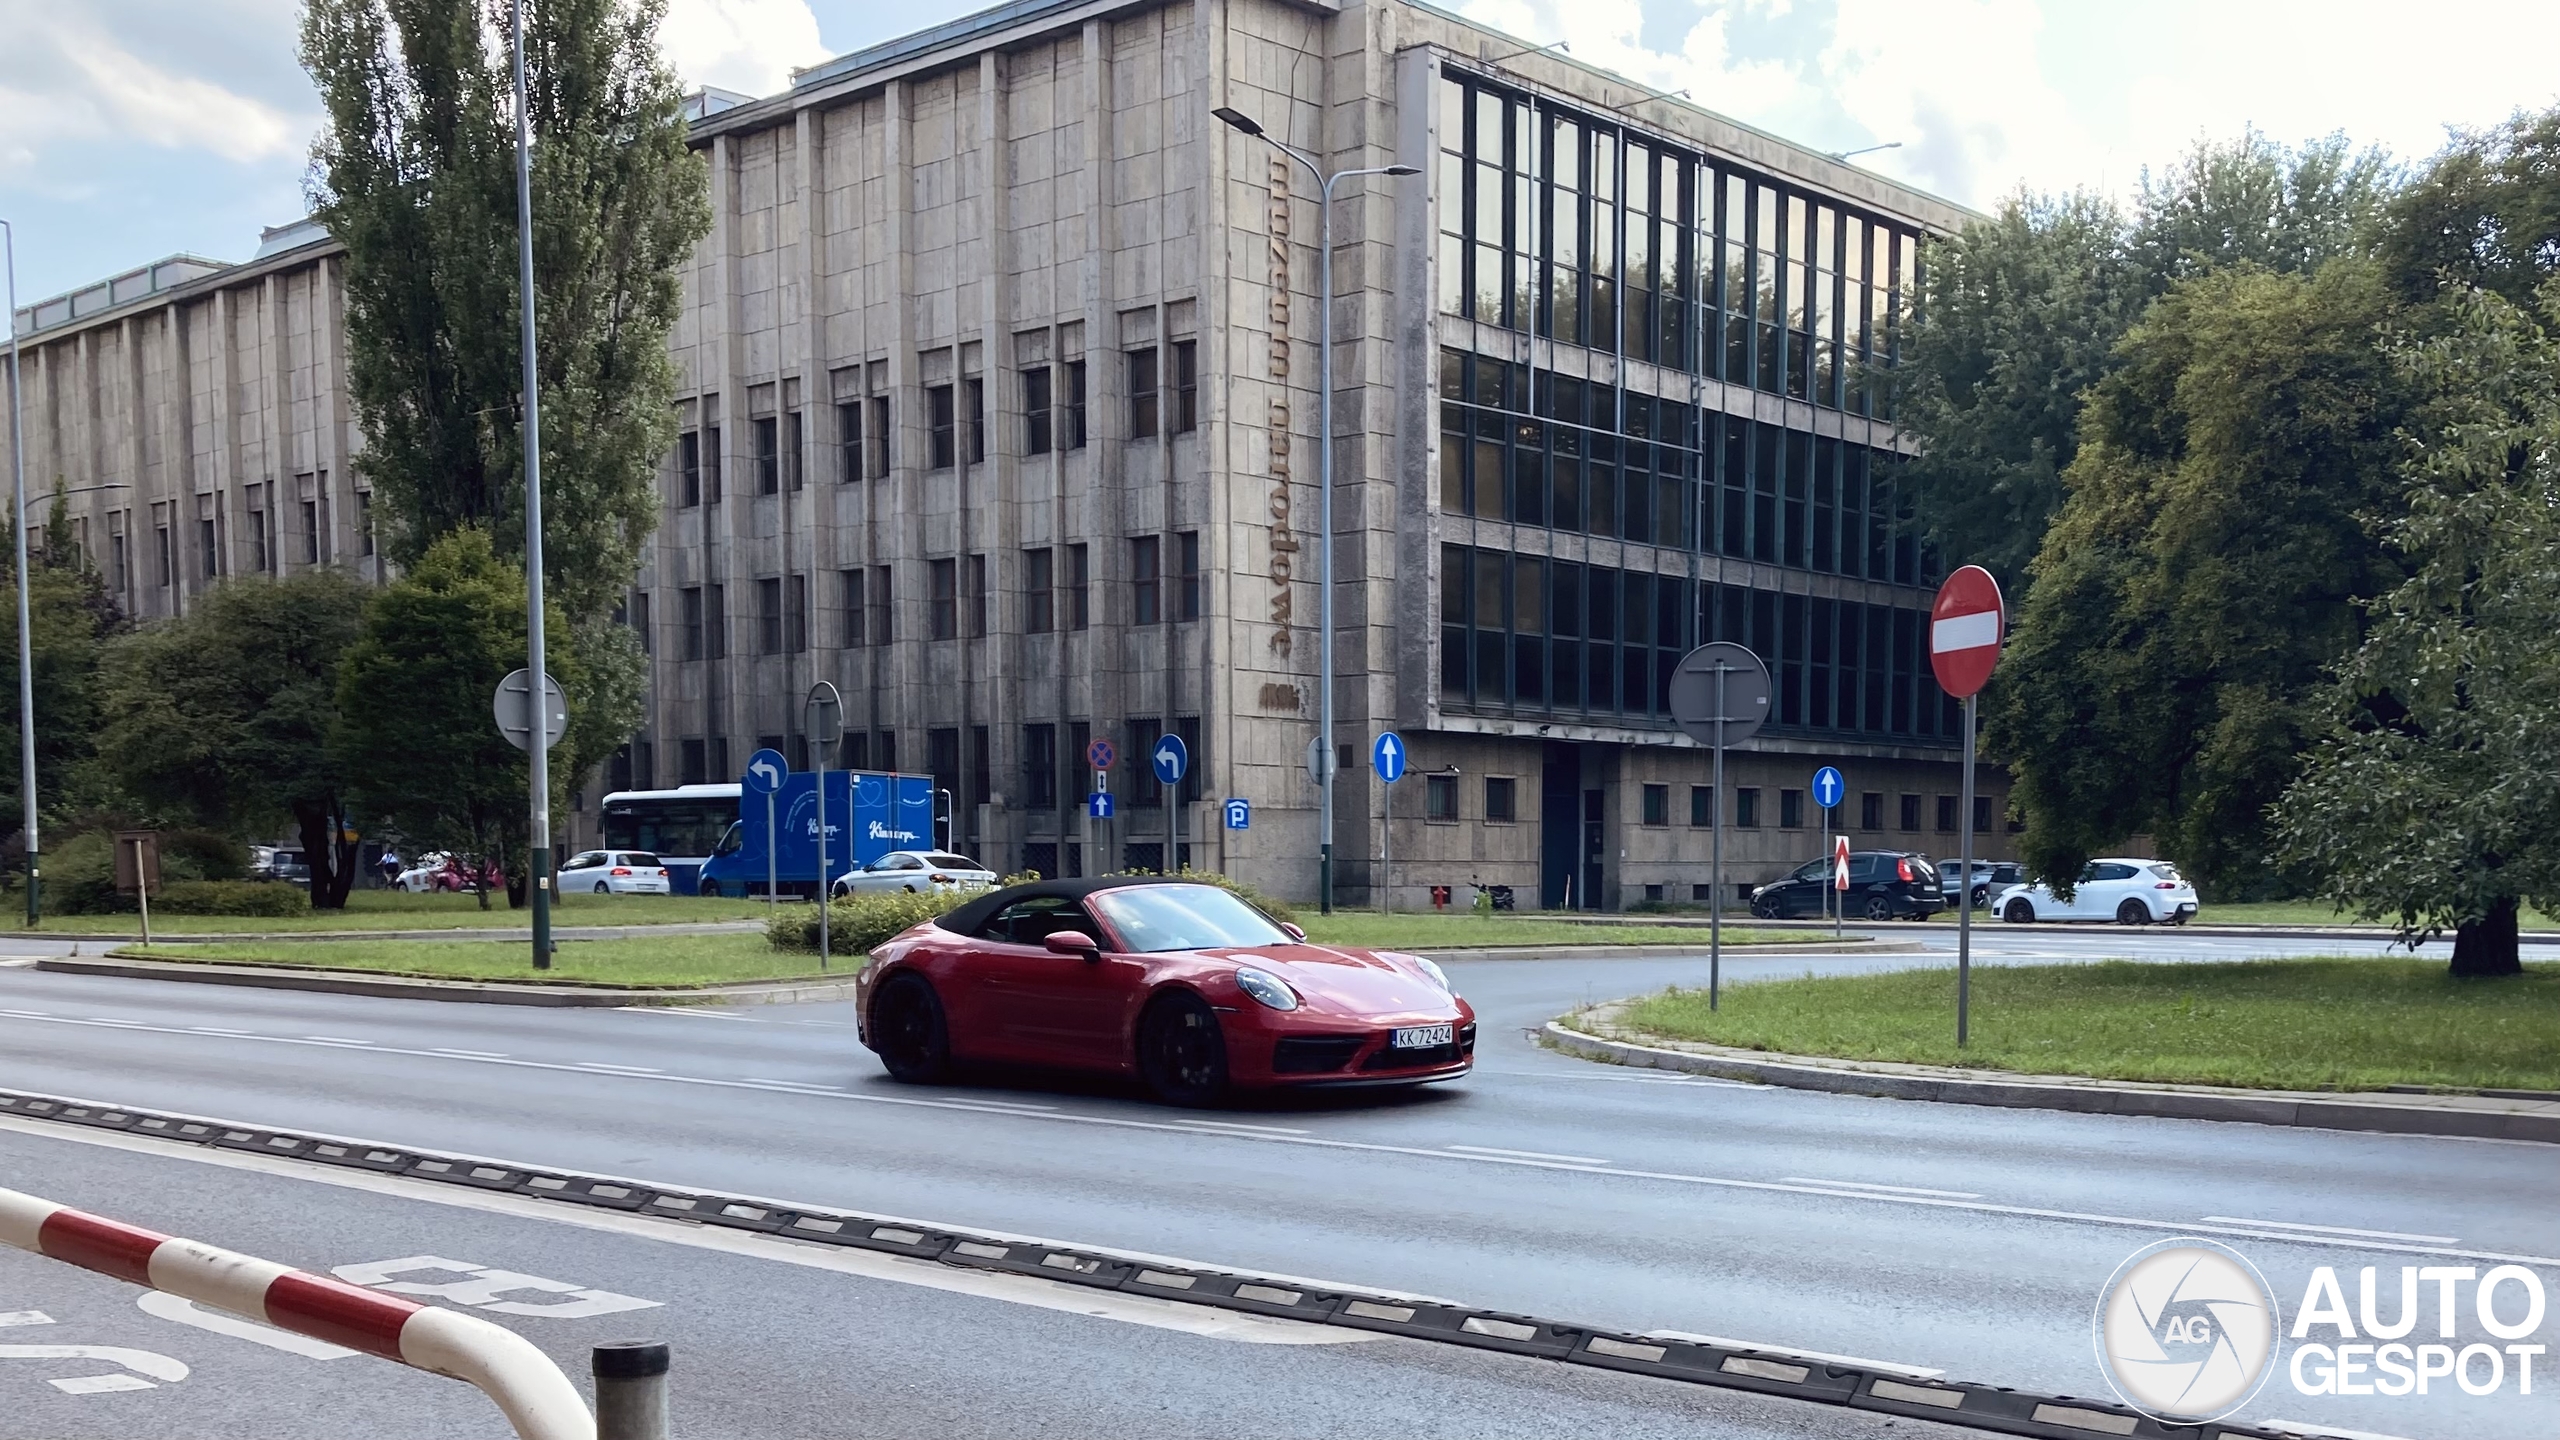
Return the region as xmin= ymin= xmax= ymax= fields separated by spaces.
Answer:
xmin=2 ymin=219 xmax=35 ymax=926
xmin=510 ymin=0 xmax=553 ymax=969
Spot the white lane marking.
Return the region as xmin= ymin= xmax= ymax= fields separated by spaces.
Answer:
xmin=0 ymin=1114 xmax=1376 ymax=1348
xmin=1645 ymin=1330 xmax=1944 ymax=1380
xmin=1448 ymin=1144 xmax=1609 ymax=1165
xmin=617 ymin=1006 xmax=751 ymax=1021
xmin=50 ymin=1372 xmax=158 ymax=1394
xmin=188 ymin=1027 xmax=251 ymax=1036
xmin=574 ymin=1062 xmax=662 ymax=1073
xmin=2200 ymin=1216 xmax=2460 ymax=1245
xmin=5 ymin=1011 xmax=2552 ymax=1269
xmin=0 ymin=1344 xmax=189 ymax=1389
xmin=302 ymin=1036 xmax=373 ymax=1045
xmin=740 ymin=1078 xmax=843 ymax=1091
xmin=136 ymin=1293 xmax=356 ymax=1360
xmin=0 ymin=1311 xmax=53 ymax=1328
xmin=0 ymin=958 xmax=37 ymax=969
xmin=926 ymin=1097 xmax=1059 ymax=1112
xmin=0 ymin=1009 xmax=50 ymax=1017
xmin=432 ymin=1048 xmax=508 ymax=1059
xmin=2255 ymin=1418 xmax=2425 ymax=1440
xmin=79 ymin=1018 xmax=146 ymax=1027
xmin=1781 ymin=1178 xmax=1982 ymax=1200
xmin=1175 ymin=1120 xmax=1312 ymax=1136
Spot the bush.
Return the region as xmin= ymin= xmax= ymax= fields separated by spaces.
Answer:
xmin=152 ymin=880 xmax=311 ymax=917
xmin=767 ymin=887 xmax=978 ymax=957
xmin=40 ymin=826 xmax=263 ymax=914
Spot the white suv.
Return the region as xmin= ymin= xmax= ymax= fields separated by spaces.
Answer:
xmin=1996 ymin=860 xmax=2199 ymax=925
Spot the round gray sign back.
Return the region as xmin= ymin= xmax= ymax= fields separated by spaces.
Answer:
xmin=1665 ymin=642 xmax=1772 ymax=747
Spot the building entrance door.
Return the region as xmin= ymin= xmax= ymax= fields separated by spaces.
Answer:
xmin=1581 ymin=789 xmax=1606 ymax=911
xmin=1539 ymin=742 xmax=1581 ymax=909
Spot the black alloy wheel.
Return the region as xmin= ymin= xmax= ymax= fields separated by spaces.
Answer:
xmin=1971 ymin=884 xmax=1992 ymax=908
xmin=1137 ymin=990 xmax=1230 ymax=1107
xmin=2116 ymin=898 xmax=2151 ymax=926
xmin=1750 ymin=894 xmax=1780 ymax=920
xmin=870 ymin=973 xmax=952 ymax=1084
xmin=1863 ymin=895 xmax=1896 ymax=922
xmin=2004 ymin=898 xmax=2037 ymax=924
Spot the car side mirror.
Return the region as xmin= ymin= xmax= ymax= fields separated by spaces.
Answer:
xmin=1044 ymin=931 xmax=1101 ymax=961
xmin=1280 ymin=922 xmax=1307 ymax=941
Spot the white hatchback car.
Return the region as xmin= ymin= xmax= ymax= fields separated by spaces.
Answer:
xmin=1996 ymin=859 xmax=2198 ymax=925
xmin=831 ymin=850 xmax=996 ymax=899
xmin=558 ymin=850 xmax=673 ymax=895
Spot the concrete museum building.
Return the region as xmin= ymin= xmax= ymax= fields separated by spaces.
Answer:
xmin=3 ymin=0 xmax=2012 ymax=908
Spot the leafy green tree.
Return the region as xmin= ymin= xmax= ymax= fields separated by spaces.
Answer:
xmin=299 ymin=0 xmax=709 ymax=624
xmin=0 ymin=488 xmax=128 ymax=857
xmin=2377 ymin=109 xmax=2560 ymax=309
xmin=335 ymin=530 xmax=584 ymax=908
xmin=92 ymin=572 xmax=372 ymax=908
xmin=2274 ymin=283 xmax=2560 ymax=977
xmin=1988 ymin=262 xmax=2407 ymax=898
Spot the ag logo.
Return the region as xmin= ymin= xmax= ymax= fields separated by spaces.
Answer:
xmin=2094 ymin=1238 xmax=2280 ymax=1422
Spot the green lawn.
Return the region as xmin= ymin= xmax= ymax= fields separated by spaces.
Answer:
xmin=1608 ymin=958 xmax=2560 ymax=1091
xmin=1298 ymin=914 xmax=1811 ymax=950
xmin=119 ymin=933 xmax=842 ymax=988
xmin=1910 ymin=899 xmax=2560 ymax=930
xmin=21 ymin=889 xmax=771 ymax=935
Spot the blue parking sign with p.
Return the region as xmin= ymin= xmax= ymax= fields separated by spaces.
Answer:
xmin=1223 ymin=798 xmax=1251 ymax=830
xmin=1812 ymin=766 xmax=1845 ymax=810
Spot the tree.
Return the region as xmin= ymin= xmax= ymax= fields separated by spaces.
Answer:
xmin=1987 ymin=262 xmax=2407 ymax=899
xmin=92 ymin=572 xmax=372 ymax=908
xmin=2377 ymin=109 xmax=2560 ymax=310
xmin=2274 ymin=283 xmax=2560 ymax=977
xmin=299 ymin=0 xmax=709 ymax=624
xmin=0 ymin=487 xmax=128 ymax=854
xmin=335 ymin=529 xmax=584 ymax=908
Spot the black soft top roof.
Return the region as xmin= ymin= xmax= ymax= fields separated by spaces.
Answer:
xmin=933 ymin=875 xmax=1206 ymax=935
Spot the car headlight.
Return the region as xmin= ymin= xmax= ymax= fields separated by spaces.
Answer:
xmin=1408 ymin=955 xmax=1452 ymax=992
xmin=1234 ymin=967 xmax=1299 ymax=1011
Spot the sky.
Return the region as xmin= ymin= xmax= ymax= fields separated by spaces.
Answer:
xmin=7 ymin=0 xmax=2560 ymax=307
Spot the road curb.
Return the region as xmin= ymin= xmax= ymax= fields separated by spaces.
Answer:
xmin=1544 ymin=1016 xmax=2560 ymax=1145
xmin=34 ymin=954 xmax=861 ymax=1008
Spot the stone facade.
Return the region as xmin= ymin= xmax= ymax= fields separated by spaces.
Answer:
xmin=4 ymin=0 xmax=2016 ymax=906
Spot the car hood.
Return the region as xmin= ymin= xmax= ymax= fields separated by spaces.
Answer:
xmin=1198 ymin=944 xmax=1462 ymax=1020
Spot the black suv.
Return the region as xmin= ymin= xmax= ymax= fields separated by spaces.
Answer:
xmin=1749 ymin=851 xmax=1943 ymax=920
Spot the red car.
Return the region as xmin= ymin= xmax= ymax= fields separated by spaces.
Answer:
xmin=856 ymin=877 xmax=1476 ymax=1104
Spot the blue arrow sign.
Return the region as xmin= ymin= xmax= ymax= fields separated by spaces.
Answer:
xmin=1223 ymin=798 xmax=1251 ymax=830
xmin=743 ymin=748 xmax=788 ymax=795
xmin=1812 ymin=765 xmax=1845 ymax=810
xmin=1372 ymin=731 xmax=1407 ymax=783
xmin=1088 ymin=792 xmax=1115 ymax=819
xmin=1151 ymin=734 xmax=1190 ymax=785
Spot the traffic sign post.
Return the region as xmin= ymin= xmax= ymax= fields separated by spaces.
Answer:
xmin=1667 ymin=643 xmax=1772 ymax=1009
xmin=1931 ymin=565 xmax=2006 ymax=1048
xmin=805 ymin=684 xmax=844 ymax=969
xmin=1833 ymin=834 xmax=1851 ymax=943
xmin=492 ymin=669 xmax=569 ymax=970
xmin=1152 ymin=735 xmax=1188 ymax=876
xmin=1812 ymin=766 xmax=1843 ymax=934
xmin=744 ymin=748 xmax=788 ymax=917
xmin=1223 ymin=798 xmax=1251 ymax=830
xmin=1372 ymin=733 xmax=1405 ymax=914
xmin=1086 ymin=739 xmax=1116 ymax=873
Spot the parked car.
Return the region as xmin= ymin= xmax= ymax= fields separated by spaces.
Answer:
xmin=832 ymin=850 xmax=998 ymax=899
xmin=1996 ymin=860 xmax=2199 ymax=925
xmin=857 ymin=877 xmax=1475 ymax=1104
xmin=1938 ymin=860 xmax=2025 ymax=909
xmin=1749 ymin=851 xmax=1943 ymax=921
xmin=396 ymin=853 xmax=502 ymax=893
xmin=557 ymin=850 xmax=673 ymax=895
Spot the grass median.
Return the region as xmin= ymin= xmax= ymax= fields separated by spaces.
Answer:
xmin=1295 ymin=914 xmax=1814 ymax=949
xmin=23 ymin=889 xmax=772 ymax=935
xmin=1605 ymin=957 xmax=2560 ymax=1091
xmin=119 ymin=933 xmax=842 ymax=988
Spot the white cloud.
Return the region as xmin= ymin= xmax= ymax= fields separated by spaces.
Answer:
xmin=0 ymin=4 xmax=302 ymax=173
xmin=658 ymin=0 xmax=831 ymax=98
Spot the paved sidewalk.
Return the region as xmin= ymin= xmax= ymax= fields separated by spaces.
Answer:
xmin=1549 ymin=1000 xmax=2560 ymax=1144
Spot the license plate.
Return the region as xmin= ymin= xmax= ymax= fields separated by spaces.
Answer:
xmin=1392 ymin=1024 xmax=1455 ymax=1049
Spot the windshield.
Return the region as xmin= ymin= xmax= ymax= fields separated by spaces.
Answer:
xmin=924 ymin=854 xmax=980 ymax=870
xmin=1089 ymin=885 xmax=1292 ymax=953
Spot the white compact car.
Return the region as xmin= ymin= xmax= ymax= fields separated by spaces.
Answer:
xmin=831 ymin=850 xmax=996 ymax=899
xmin=557 ymin=850 xmax=674 ymax=895
xmin=1996 ymin=859 xmax=2198 ymax=925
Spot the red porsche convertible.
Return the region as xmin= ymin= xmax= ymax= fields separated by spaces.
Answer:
xmin=856 ymin=877 xmax=1476 ymax=1104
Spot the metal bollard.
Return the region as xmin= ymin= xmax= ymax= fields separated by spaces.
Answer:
xmin=592 ymin=1340 xmax=670 ymax=1440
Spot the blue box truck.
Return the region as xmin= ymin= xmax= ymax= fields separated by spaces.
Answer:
xmin=695 ymin=771 xmax=937 ymax=898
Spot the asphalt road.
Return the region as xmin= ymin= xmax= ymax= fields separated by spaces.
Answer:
xmin=0 ymin=926 xmax=2549 ymax=1440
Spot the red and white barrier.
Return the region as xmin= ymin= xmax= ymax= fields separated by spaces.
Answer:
xmin=0 ymin=1186 xmax=593 ymax=1440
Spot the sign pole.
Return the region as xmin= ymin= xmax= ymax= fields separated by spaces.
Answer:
xmin=766 ymin=792 xmax=777 ymax=915
xmin=1710 ymin=661 xmax=1725 ymax=1011
xmin=815 ymin=753 xmax=828 ymax=969
xmin=133 ymin=837 xmax=151 ymax=947
xmin=1380 ymin=780 xmax=1390 ymax=916
xmin=1927 ymin=564 xmax=2005 ymax=1050
xmin=1958 ymin=693 xmax=1976 ymax=1047
xmin=1167 ymin=764 xmax=1176 ymax=877
xmin=1819 ymin=799 xmax=1829 ymax=932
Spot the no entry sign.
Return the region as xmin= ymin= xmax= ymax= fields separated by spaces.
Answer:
xmin=1929 ymin=566 xmax=2006 ymax=699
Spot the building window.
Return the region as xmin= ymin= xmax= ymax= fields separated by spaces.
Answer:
xmin=680 ymin=587 xmax=705 ymax=661
xmin=1024 ymin=723 xmax=1058 ymax=810
xmin=1063 ymin=360 xmax=1088 ymax=449
xmin=704 ymin=583 xmax=726 ymax=659
xmin=965 ymin=554 xmax=987 ymax=638
xmin=1690 ymin=785 xmax=1713 ymax=827
xmin=1066 ymin=720 xmax=1090 ymax=808
xmin=929 ymin=558 xmax=957 ymax=640
xmin=753 ymin=416 xmax=779 ymax=494
xmin=1861 ymin=792 xmax=1884 ymax=831
xmin=247 ymin=485 xmax=271 ymax=573
xmin=703 ymin=424 xmax=723 ymax=502
xmin=787 ymin=574 xmax=807 ymax=651
xmin=840 ymin=569 xmax=866 ymax=646
xmin=928 ymin=385 xmax=957 ymax=469
xmin=869 ymin=566 xmax=892 ymax=645
xmin=971 ymin=725 xmax=992 ymax=808
xmin=1128 ymin=347 xmax=1159 ymax=438
xmin=1900 ymin=793 xmax=1921 ymax=831
xmin=1736 ymin=787 xmax=1761 ymax=828
xmin=867 ymin=396 xmax=890 ymax=476
xmin=1486 ymin=776 xmax=1517 ymax=823
xmin=837 ymin=403 xmax=863 ymax=481
xmin=155 ymin=508 xmax=173 ymax=586
xmin=1132 ymin=536 xmax=1161 ymax=625
xmin=1936 ymin=795 xmax=1957 ymax=833
xmin=1171 ymin=339 xmax=1197 ymax=433
xmin=1642 ymin=784 xmax=1670 ymax=827
xmin=1024 ymin=548 xmax=1054 ymax=633
xmin=301 ymin=499 xmax=321 ymax=565
xmin=1066 ymin=543 xmax=1090 ymax=629
xmin=964 ymin=379 xmax=986 ymax=464
xmin=1975 ymin=795 xmax=1994 ymax=834
xmin=1024 ymin=368 xmax=1053 ymax=455
xmin=1780 ymin=788 xmax=1805 ymax=829
xmin=785 ymin=410 xmax=804 ymax=489
xmin=357 ymin=492 xmax=375 ymax=557
xmin=1175 ymin=531 xmax=1200 ymax=621
xmin=1425 ymin=773 xmax=1459 ymax=821
xmin=757 ymin=577 xmax=783 ymax=654
xmin=679 ymin=738 xmax=708 ymax=786
xmin=630 ymin=591 xmax=652 ymax=655
xmin=679 ymin=431 xmax=701 ymax=506
xmin=198 ymin=514 xmax=219 ymax=580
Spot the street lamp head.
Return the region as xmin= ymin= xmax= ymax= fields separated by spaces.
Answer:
xmin=1212 ymin=106 xmax=1264 ymax=138
xmin=1383 ymin=164 xmax=1421 ymax=177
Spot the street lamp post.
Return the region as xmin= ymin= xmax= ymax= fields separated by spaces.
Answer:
xmin=1212 ymin=105 xmax=1417 ymax=917
xmin=510 ymin=0 xmax=554 ymax=970
xmin=2 ymin=219 xmax=35 ymax=925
